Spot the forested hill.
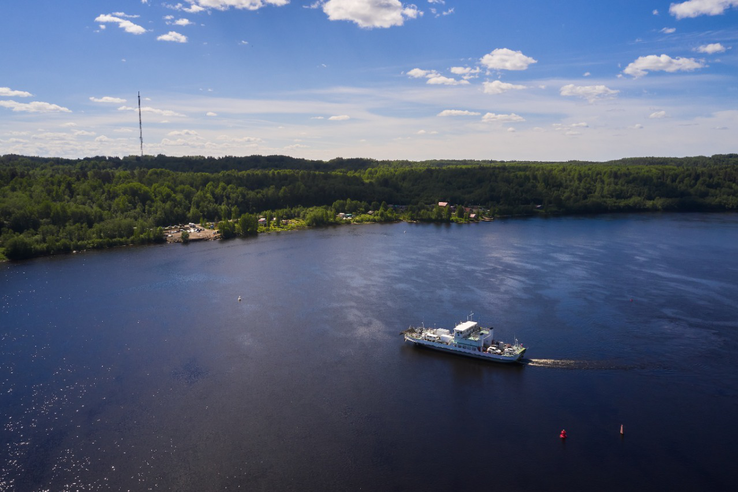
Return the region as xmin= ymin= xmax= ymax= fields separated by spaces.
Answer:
xmin=3 ymin=153 xmax=738 ymax=173
xmin=1 ymin=153 xmax=737 ymax=261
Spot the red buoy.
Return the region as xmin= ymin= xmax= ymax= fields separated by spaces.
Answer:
xmin=560 ymin=429 xmax=567 ymax=439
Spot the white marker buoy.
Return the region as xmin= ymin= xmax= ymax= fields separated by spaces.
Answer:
xmin=238 ymin=296 xmax=242 ymax=302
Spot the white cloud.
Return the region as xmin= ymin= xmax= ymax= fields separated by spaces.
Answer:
xmin=217 ymin=135 xmax=263 ymax=143
xmin=571 ymin=122 xmax=589 ymax=128
xmin=483 ymin=80 xmax=527 ymax=94
xmin=649 ymin=111 xmax=668 ymax=119
xmin=407 ymin=68 xmax=432 ymax=78
xmin=407 ymin=68 xmax=467 ymax=85
xmin=111 ymin=12 xmax=141 ymax=18
xmin=0 ymin=87 xmax=32 ymax=97
xmin=322 ymin=0 xmax=421 ymax=29
xmin=74 ymin=130 xmax=97 ymax=136
xmin=168 ymin=129 xmax=199 ymax=136
xmin=167 ymin=18 xmax=193 ymax=26
xmin=480 ymin=48 xmax=537 ymax=71
xmin=426 ymin=75 xmax=468 ymax=85
xmin=0 ymin=100 xmax=72 ymax=113
xmin=669 ymin=0 xmax=738 ymax=19
xmin=90 ymin=96 xmax=126 ymax=103
xmin=623 ymin=54 xmax=704 ymax=77
xmin=329 ymin=114 xmax=351 ymax=120
xmin=437 ymin=109 xmax=481 ymax=117
xmin=583 ymin=72 xmax=591 ymax=77
xmin=450 ymin=66 xmax=480 ymax=79
xmin=118 ymin=105 xmax=185 ymax=117
xmin=158 ymin=31 xmax=188 ymax=43
xmin=695 ymin=43 xmax=727 ymax=54
xmin=482 ymin=112 xmax=525 ymax=123
xmin=632 ymin=124 xmax=644 ymax=130
xmin=653 ymin=9 xmax=659 ymax=15
xmin=660 ymin=27 xmax=676 ymax=34
xmin=95 ymin=14 xmax=147 ymax=35
xmin=206 ymin=112 xmax=218 ymax=116
xmin=560 ymin=84 xmax=619 ymax=102
xmin=184 ymin=1 xmax=289 ymax=11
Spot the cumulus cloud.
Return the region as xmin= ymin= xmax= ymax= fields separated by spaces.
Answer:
xmin=660 ymin=27 xmax=676 ymax=33
xmin=329 ymin=114 xmax=351 ymax=120
xmin=118 ymin=105 xmax=185 ymax=117
xmin=158 ymin=31 xmax=188 ymax=43
xmin=407 ymin=68 xmax=432 ymax=78
xmin=437 ymin=109 xmax=481 ymax=117
xmin=0 ymin=87 xmax=32 ymax=97
xmin=95 ymin=13 xmax=147 ymax=35
xmin=560 ymin=84 xmax=619 ymax=102
xmin=427 ymin=75 xmax=468 ymax=85
xmin=0 ymin=100 xmax=72 ymax=113
xmin=407 ymin=68 xmax=467 ymax=85
xmin=450 ymin=66 xmax=480 ymax=79
xmin=168 ymin=129 xmax=199 ymax=136
xmin=483 ymin=80 xmax=527 ymax=94
xmin=183 ymin=1 xmax=289 ymax=11
xmin=480 ymin=48 xmax=537 ymax=71
xmin=649 ymin=111 xmax=668 ymax=119
xmin=206 ymin=112 xmax=218 ymax=116
xmin=217 ymin=135 xmax=263 ymax=143
xmin=669 ymin=0 xmax=738 ymax=19
xmin=623 ymin=54 xmax=704 ymax=77
xmin=166 ymin=17 xmax=193 ymax=26
xmin=90 ymin=96 xmax=126 ymax=103
xmin=322 ymin=0 xmax=421 ymax=29
xmin=482 ymin=112 xmax=525 ymax=123
xmin=695 ymin=43 xmax=727 ymax=54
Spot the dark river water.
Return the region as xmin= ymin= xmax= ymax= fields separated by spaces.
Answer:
xmin=2 ymin=213 xmax=738 ymax=491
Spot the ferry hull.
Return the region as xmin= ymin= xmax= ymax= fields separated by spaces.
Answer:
xmin=405 ymin=335 xmax=526 ymax=364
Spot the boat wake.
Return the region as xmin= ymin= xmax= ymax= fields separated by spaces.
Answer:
xmin=525 ymin=358 xmax=657 ymax=370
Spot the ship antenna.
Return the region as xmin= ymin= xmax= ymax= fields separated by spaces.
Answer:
xmin=138 ymin=91 xmax=144 ymax=158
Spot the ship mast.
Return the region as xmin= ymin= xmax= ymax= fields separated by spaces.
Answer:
xmin=138 ymin=91 xmax=143 ymax=158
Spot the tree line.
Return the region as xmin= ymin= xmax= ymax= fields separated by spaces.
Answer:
xmin=1 ymin=153 xmax=737 ymax=260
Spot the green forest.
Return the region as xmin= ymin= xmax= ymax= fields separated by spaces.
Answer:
xmin=1 ymin=153 xmax=737 ymax=261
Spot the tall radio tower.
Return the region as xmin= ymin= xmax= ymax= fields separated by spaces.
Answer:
xmin=138 ymin=91 xmax=143 ymax=158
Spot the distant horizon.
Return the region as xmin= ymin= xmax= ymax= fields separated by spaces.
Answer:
xmin=2 ymin=1 xmax=737 ymax=161
xmin=4 ymin=152 xmax=735 ymax=166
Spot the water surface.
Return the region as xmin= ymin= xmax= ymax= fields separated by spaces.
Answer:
xmin=2 ymin=213 xmax=738 ymax=491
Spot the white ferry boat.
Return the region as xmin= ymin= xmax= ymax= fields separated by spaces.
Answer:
xmin=402 ymin=315 xmax=526 ymax=363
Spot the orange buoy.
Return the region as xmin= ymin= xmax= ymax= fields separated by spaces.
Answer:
xmin=560 ymin=429 xmax=567 ymax=439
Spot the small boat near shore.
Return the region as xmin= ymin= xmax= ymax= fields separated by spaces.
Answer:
xmin=402 ymin=314 xmax=526 ymax=363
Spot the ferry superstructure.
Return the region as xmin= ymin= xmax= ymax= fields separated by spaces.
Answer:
xmin=402 ymin=316 xmax=526 ymax=363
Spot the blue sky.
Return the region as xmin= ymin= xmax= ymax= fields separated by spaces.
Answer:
xmin=1 ymin=0 xmax=736 ymax=161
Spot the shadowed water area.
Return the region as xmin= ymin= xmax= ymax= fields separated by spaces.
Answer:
xmin=2 ymin=213 xmax=738 ymax=491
